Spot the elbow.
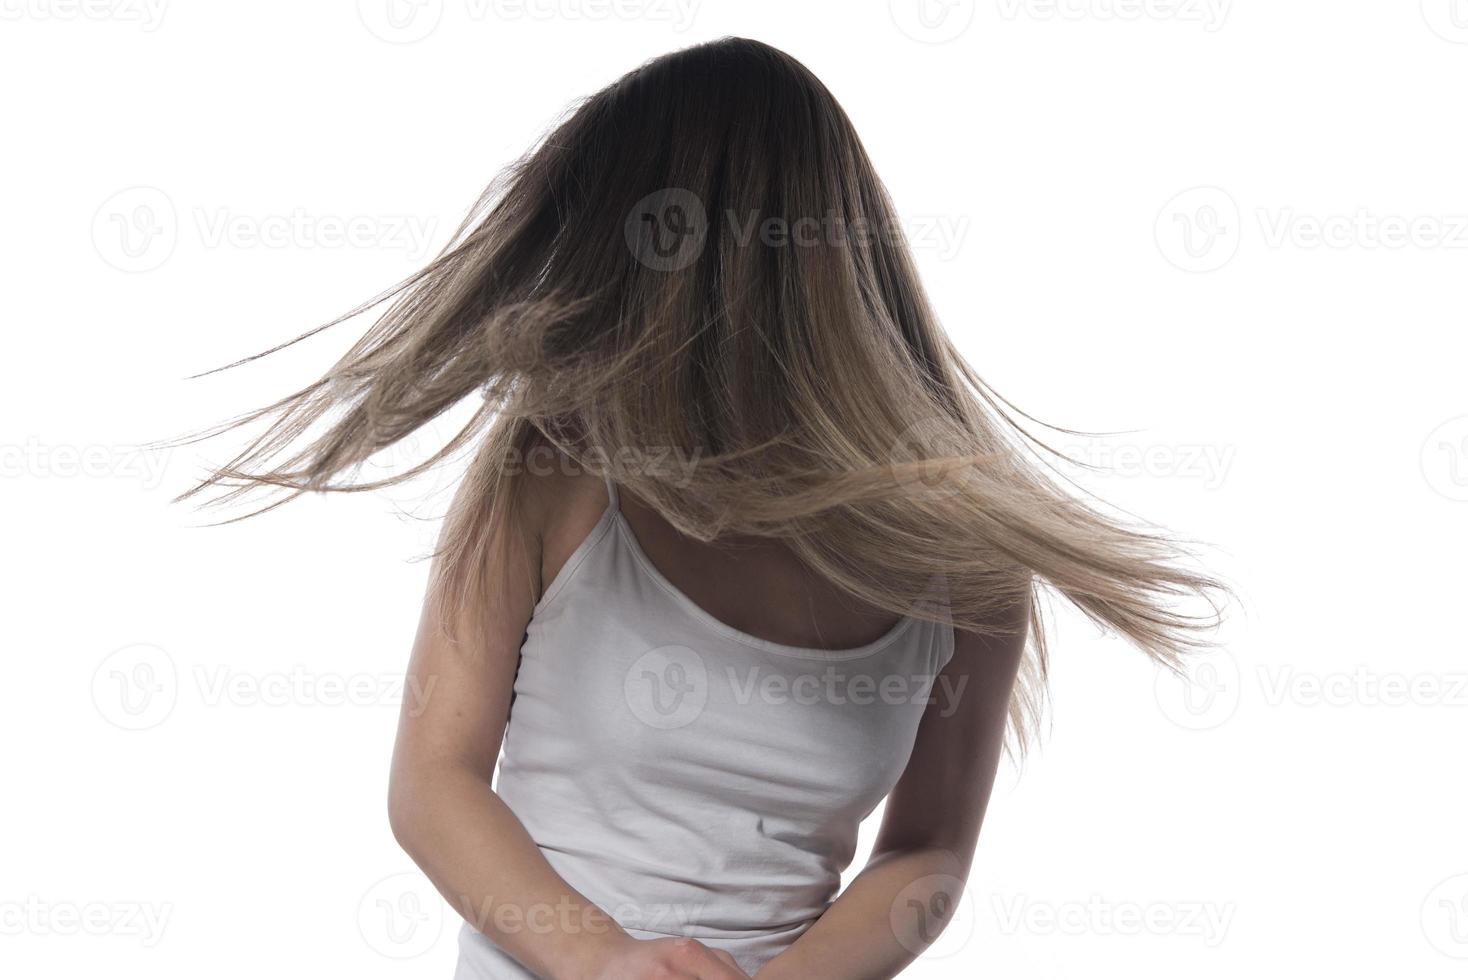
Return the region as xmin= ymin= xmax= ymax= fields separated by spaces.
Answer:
xmin=387 ymin=774 xmax=427 ymax=855
xmin=387 ymin=760 xmax=496 ymax=859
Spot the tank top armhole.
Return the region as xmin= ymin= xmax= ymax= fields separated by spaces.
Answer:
xmin=936 ymin=621 xmax=957 ymax=672
xmin=923 ymin=573 xmax=957 ymax=673
xmin=532 ymin=475 xmax=621 ymax=616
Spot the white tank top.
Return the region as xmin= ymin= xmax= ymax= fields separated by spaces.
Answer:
xmin=454 ymin=480 xmax=955 ymax=978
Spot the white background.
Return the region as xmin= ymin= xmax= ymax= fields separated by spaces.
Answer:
xmin=3 ymin=1 xmax=1467 ymax=977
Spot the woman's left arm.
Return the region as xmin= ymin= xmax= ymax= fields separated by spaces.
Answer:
xmin=755 ymin=592 xmax=1030 ymax=980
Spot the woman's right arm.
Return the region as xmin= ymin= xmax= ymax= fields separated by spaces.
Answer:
xmin=387 ymin=469 xmax=750 ymax=980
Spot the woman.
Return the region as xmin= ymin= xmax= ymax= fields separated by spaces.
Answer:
xmin=186 ymin=37 xmax=1223 ymax=979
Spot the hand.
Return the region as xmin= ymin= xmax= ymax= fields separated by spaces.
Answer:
xmin=586 ymin=935 xmax=751 ymax=979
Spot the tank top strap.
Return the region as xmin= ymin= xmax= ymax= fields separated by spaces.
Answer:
xmin=603 ymin=473 xmax=620 ymax=514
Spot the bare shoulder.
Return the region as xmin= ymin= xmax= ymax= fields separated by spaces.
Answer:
xmin=950 ymin=586 xmax=1032 ymax=674
xmin=514 ymin=450 xmax=611 ymax=597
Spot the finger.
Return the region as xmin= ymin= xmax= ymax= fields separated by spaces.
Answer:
xmin=670 ymin=939 xmax=751 ymax=980
xmin=693 ymin=945 xmax=752 ymax=979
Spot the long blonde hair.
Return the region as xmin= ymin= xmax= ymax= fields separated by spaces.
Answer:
xmin=181 ymin=37 xmax=1226 ymax=746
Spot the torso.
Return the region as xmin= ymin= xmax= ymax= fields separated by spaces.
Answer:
xmin=455 ymin=470 xmax=955 ymax=978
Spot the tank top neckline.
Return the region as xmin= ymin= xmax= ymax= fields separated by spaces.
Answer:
xmin=597 ymin=477 xmax=920 ymax=661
